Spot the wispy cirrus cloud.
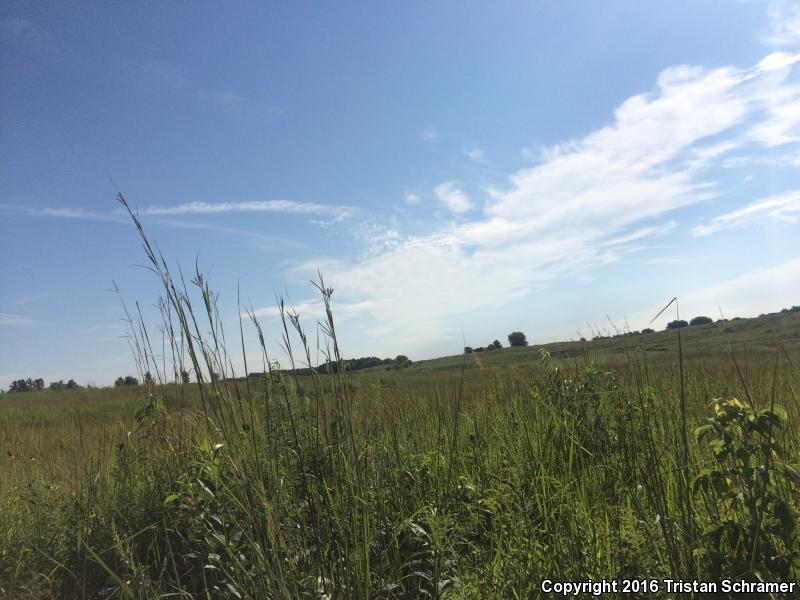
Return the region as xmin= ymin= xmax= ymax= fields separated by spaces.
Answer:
xmin=5 ymin=198 xmax=354 ymax=223
xmin=248 ymin=299 xmax=373 ymax=321
xmin=0 ymin=205 xmax=126 ymax=222
xmin=464 ymin=147 xmax=486 ymax=163
xmin=284 ymin=52 xmax=800 ymax=351
xmin=603 ymin=221 xmax=678 ymax=247
xmin=133 ymin=59 xmax=283 ymax=119
xmin=763 ymin=2 xmax=800 ymax=47
xmin=138 ymin=200 xmax=353 ymax=220
xmin=693 ymin=189 xmax=800 ymax=236
xmin=421 ymin=127 xmax=440 ymax=144
xmin=151 ymin=218 xmax=307 ymax=249
xmin=0 ymin=312 xmax=43 ymax=326
xmin=434 ymin=182 xmax=472 ymax=213
xmin=404 ymin=192 xmax=421 ymax=205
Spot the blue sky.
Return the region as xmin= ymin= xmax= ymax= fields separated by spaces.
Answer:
xmin=2 ymin=1 xmax=800 ymax=388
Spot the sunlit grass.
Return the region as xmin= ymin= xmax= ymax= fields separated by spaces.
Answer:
xmin=1 ymin=194 xmax=799 ymax=598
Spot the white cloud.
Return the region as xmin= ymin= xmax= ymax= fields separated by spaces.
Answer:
xmin=405 ymin=192 xmax=421 ymax=205
xmin=421 ymin=127 xmax=440 ymax=143
xmin=6 ymin=199 xmax=353 ymax=225
xmin=249 ymin=299 xmax=373 ymax=321
xmin=139 ymin=200 xmax=353 ymax=220
xmin=0 ymin=312 xmax=42 ymax=326
xmin=152 ymin=218 xmax=306 ymax=248
xmin=1 ymin=206 xmax=126 ymax=222
xmin=287 ymin=53 xmax=800 ymax=351
xmin=465 ymin=148 xmax=486 ymax=163
xmin=763 ymin=3 xmax=800 ymax=46
xmin=603 ymin=221 xmax=678 ymax=247
xmin=434 ymin=182 xmax=472 ymax=213
xmin=693 ymin=189 xmax=800 ymax=236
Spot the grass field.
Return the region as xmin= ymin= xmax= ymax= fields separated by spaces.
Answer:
xmin=2 ymin=202 xmax=800 ymax=598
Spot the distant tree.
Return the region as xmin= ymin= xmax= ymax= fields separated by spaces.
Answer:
xmin=144 ymin=371 xmax=154 ymax=385
xmin=666 ymin=320 xmax=689 ymax=330
xmin=49 ymin=380 xmax=65 ymax=391
xmin=210 ymin=372 xmax=220 ymax=383
xmin=115 ymin=375 xmax=139 ymax=387
xmin=690 ymin=316 xmax=713 ymax=326
xmin=641 ymin=328 xmax=655 ymax=334
xmin=464 ymin=346 xmax=473 ymax=354
xmin=66 ymin=379 xmax=80 ymax=389
xmin=395 ymin=355 xmax=409 ymax=364
xmin=507 ymin=331 xmax=528 ymax=347
xmin=9 ymin=378 xmax=44 ymax=393
xmin=9 ymin=379 xmax=29 ymax=393
xmin=180 ymin=369 xmax=191 ymax=384
xmin=491 ymin=340 xmax=502 ymax=350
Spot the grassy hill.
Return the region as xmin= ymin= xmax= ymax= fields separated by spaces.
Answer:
xmin=364 ymin=307 xmax=800 ymax=376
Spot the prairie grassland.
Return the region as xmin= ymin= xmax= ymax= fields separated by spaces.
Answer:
xmin=2 ymin=199 xmax=800 ymax=598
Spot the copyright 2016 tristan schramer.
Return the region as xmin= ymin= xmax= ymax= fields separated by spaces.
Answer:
xmin=540 ymin=578 xmax=796 ymax=596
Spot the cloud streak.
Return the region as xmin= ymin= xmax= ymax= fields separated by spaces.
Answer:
xmin=0 ymin=312 xmax=43 ymax=326
xmin=138 ymin=200 xmax=353 ymax=220
xmin=693 ymin=189 xmax=800 ymax=236
xmin=5 ymin=198 xmax=354 ymax=224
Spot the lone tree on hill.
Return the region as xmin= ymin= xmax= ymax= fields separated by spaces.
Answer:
xmin=464 ymin=346 xmax=473 ymax=354
xmin=666 ymin=319 xmax=688 ymax=330
xmin=491 ymin=340 xmax=502 ymax=350
xmin=181 ymin=369 xmax=191 ymax=384
xmin=507 ymin=331 xmax=528 ymax=347
xmin=690 ymin=316 xmax=713 ymax=326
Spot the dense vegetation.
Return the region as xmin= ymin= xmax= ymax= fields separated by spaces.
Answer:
xmin=2 ymin=197 xmax=799 ymax=598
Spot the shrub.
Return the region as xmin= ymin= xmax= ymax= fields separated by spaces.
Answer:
xmin=666 ymin=320 xmax=688 ymax=330
xmin=690 ymin=316 xmax=713 ymax=326
xmin=693 ymin=398 xmax=800 ymax=582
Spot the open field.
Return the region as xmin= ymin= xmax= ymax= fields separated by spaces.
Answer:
xmin=2 ymin=199 xmax=799 ymax=599
xmin=3 ymin=300 xmax=800 ymax=598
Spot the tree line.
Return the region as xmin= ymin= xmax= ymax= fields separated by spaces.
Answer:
xmin=465 ymin=331 xmax=528 ymax=354
xmin=6 ymin=378 xmax=81 ymax=393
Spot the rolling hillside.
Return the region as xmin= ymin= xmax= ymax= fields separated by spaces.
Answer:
xmin=361 ymin=307 xmax=800 ymax=375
